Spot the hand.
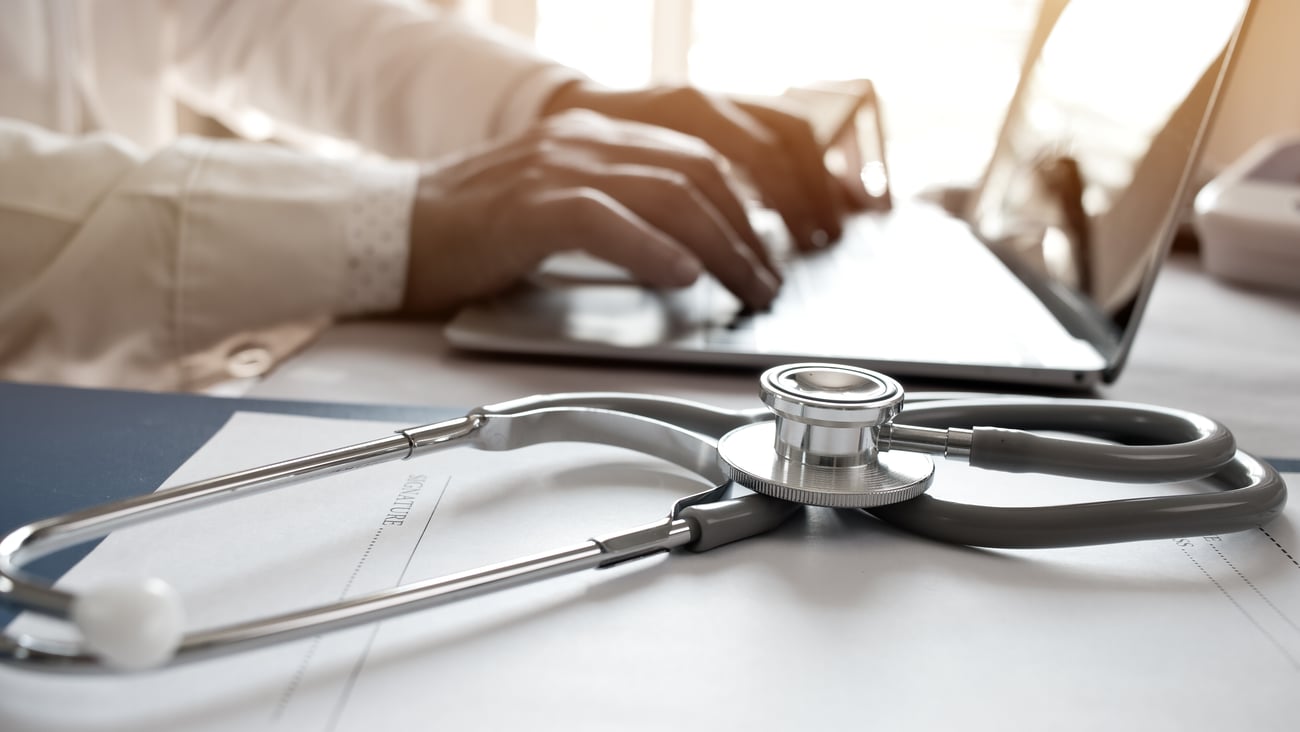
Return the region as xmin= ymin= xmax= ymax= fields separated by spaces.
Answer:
xmin=544 ymin=81 xmax=846 ymax=251
xmin=824 ymin=119 xmax=882 ymax=211
xmin=402 ymin=110 xmax=780 ymax=315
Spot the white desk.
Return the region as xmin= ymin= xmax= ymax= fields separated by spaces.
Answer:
xmin=251 ymin=253 xmax=1300 ymax=456
xmin=6 ymin=254 xmax=1299 ymax=731
xmin=234 ymin=252 xmax=1299 ymax=731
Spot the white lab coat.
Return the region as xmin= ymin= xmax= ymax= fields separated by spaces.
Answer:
xmin=0 ymin=0 xmax=578 ymax=389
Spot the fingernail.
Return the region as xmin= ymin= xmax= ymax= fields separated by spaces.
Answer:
xmin=754 ymin=268 xmax=780 ymax=306
xmin=673 ymin=256 xmax=703 ymax=285
xmin=809 ymin=229 xmax=830 ymax=249
xmin=796 ymin=223 xmax=822 ymax=250
xmin=827 ymin=219 xmax=844 ymax=241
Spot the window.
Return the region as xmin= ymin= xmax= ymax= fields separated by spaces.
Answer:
xmin=477 ymin=0 xmax=1042 ymax=194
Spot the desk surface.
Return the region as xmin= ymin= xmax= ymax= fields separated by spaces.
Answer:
xmin=5 ymin=253 xmax=1299 ymax=731
xmin=251 ymin=253 xmax=1300 ymax=456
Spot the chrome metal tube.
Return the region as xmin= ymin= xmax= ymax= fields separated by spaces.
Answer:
xmin=0 ymin=430 xmax=429 ymax=619
xmin=879 ymin=424 xmax=974 ymax=459
xmin=8 ymin=518 xmax=695 ymax=672
xmin=11 ymin=432 xmax=420 ymax=565
xmin=182 ymin=542 xmax=610 ymax=661
xmin=179 ymin=517 xmax=691 ymax=664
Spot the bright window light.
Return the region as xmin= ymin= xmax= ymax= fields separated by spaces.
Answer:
xmin=535 ymin=0 xmax=655 ymax=89
xmin=533 ymin=0 xmax=1040 ymax=192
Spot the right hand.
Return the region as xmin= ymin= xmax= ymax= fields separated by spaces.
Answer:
xmin=544 ymin=82 xmax=848 ymax=251
xmin=401 ymin=110 xmax=781 ymax=316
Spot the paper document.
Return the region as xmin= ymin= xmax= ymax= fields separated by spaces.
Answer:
xmin=2 ymin=411 xmax=1298 ymax=731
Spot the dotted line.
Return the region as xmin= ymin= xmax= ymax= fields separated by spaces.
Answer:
xmin=324 ymin=477 xmax=451 ymax=732
xmin=1259 ymin=528 xmax=1300 ymax=570
xmin=1179 ymin=544 xmax=1300 ymax=671
xmin=1208 ymin=542 xmax=1300 ymax=636
xmin=338 ymin=527 xmax=387 ymax=599
xmin=1181 ymin=546 xmax=1234 ymax=603
xmin=273 ymin=526 xmax=387 ymax=722
xmin=271 ymin=637 xmax=320 ymax=722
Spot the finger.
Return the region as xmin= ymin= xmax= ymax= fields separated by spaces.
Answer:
xmin=526 ymin=187 xmax=704 ymax=290
xmin=827 ymin=125 xmax=874 ymax=211
xmin=574 ymin=89 xmax=826 ymax=251
xmin=447 ymin=118 xmax=781 ymax=307
xmin=559 ymin=128 xmax=780 ymax=279
xmin=737 ymin=101 xmax=846 ymax=245
xmin=656 ymin=90 xmax=827 ymax=250
xmin=587 ymin=164 xmax=780 ymax=309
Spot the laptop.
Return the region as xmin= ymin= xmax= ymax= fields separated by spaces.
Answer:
xmin=446 ymin=0 xmax=1254 ymax=389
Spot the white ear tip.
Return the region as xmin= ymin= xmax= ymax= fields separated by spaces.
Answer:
xmin=71 ymin=577 xmax=184 ymax=671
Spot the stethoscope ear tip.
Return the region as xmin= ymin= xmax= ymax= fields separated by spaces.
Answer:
xmin=71 ymin=577 xmax=184 ymax=671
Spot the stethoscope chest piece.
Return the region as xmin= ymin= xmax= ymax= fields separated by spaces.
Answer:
xmin=718 ymin=363 xmax=935 ymax=508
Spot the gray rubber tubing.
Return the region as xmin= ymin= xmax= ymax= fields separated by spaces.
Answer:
xmin=867 ymin=398 xmax=1286 ymax=548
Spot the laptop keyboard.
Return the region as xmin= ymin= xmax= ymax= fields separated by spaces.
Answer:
xmin=715 ymin=206 xmax=1097 ymax=367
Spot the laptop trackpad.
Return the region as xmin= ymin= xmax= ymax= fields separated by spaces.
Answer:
xmin=453 ymin=275 xmax=754 ymax=353
xmin=535 ymin=251 xmax=638 ymax=285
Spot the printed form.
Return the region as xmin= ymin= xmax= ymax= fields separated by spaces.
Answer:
xmin=1 ymin=411 xmax=1298 ymax=731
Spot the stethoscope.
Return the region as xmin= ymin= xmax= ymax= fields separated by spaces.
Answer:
xmin=0 ymin=363 xmax=1286 ymax=673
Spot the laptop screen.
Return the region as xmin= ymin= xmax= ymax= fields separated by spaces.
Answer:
xmin=966 ymin=0 xmax=1251 ymax=371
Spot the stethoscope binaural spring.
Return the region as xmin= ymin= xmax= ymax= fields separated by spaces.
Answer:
xmin=0 ymin=363 xmax=1286 ymax=673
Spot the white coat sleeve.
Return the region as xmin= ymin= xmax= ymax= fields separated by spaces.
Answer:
xmin=169 ymin=0 xmax=584 ymax=159
xmin=0 ymin=118 xmax=419 ymax=390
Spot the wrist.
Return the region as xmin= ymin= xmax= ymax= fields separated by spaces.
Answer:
xmin=338 ymin=158 xmax=420 ymax=318
xmin=402 ymin=170 xmax=440 ymax=315
xmin=540 ymin=79 xmax=609 ymax=117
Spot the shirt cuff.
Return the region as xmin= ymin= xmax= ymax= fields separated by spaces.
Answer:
xmin=337 ymin=157 xmax=420 ymax=317
xmin=493 ymin=64 xmax=590 ymax=140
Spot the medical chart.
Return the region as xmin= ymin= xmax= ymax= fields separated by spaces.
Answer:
xmin=1 ymin=411 xmax=1297 ymax=731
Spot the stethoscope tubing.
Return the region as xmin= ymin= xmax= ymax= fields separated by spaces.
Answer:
xmin=0 ymin=384 xmax=1287 ymax=673
xmin=869 ymin=449 xmax=1283 ymax=548
xmin=864 ymin=396 xmax=1284 ymax=547
xmin=900 ymin=397 xmax=1237 ymax=482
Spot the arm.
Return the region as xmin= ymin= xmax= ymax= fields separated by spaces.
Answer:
xmin=169 ymin=0 xmax=581 ymax=158
xmin=0 ymin=3 xmax=784 ymax=389
xmin=0 ymin=118 xmax=417 ymax=390
xmin=170 ymin=0 xmax=843 ymax=250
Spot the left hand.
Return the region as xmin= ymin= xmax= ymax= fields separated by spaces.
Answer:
xmin=544 ymin=81 xmax=847 ymax=251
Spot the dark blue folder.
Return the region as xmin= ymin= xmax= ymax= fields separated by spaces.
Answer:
xmin=0 ymin=381 xmax=455 ymax=626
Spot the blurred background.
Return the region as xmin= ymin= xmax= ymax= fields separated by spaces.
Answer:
xmin=187 ymin=0 xmax=1299 ymax=199
xmin=454 ymin=0 xmax=1300 ymax=196
xmin=479 ymin=0 xmax=1037 ymax=196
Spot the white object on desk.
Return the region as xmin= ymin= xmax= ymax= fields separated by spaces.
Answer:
xmin=1194 ymin=134 xmax=1300 ymax=293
